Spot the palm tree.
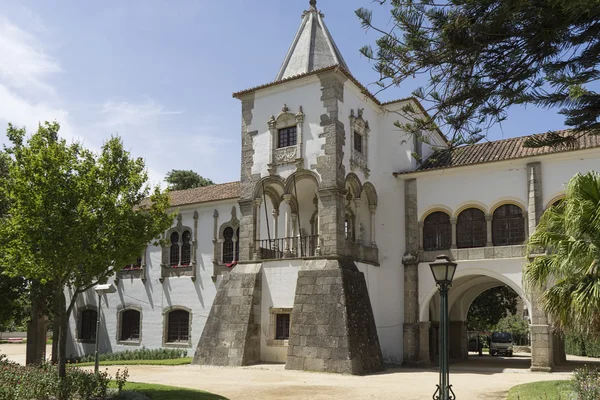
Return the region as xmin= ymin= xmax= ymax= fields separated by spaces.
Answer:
xmin=524 ymin=171 xmax=600 ymax=334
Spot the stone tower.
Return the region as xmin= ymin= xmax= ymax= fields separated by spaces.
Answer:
xmin=193 ymin=0 xmax=384 ymax=374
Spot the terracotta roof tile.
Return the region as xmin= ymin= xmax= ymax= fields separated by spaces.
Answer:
xmin=397 ymin=130 xmax=600 ymax=175
xmin=168 ymin=181 xmax=240 ymax=207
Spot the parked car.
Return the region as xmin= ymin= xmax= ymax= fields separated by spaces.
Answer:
xmin=489 ymin=332 xmax=514 ymax=357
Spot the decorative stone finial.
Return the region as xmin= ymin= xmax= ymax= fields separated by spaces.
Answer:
xmin=309 ymin=0 xmax=317 ymax=8
xmin=282 ymin=104 xmax=289 ymax=113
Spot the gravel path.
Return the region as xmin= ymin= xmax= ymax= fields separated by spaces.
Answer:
xmin=4 ymin=344 xmax=598 ymax=399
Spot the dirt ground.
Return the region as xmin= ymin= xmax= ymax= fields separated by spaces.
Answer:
xmin=4 ymin=344 xmax=599 ymax=400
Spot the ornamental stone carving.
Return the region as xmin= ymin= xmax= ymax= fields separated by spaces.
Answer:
xmin=267 ymin=105 xmax=305 ymax=173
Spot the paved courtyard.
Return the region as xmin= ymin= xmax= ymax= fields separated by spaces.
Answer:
xmin=4 ymin=344 xmax=600 ymax=399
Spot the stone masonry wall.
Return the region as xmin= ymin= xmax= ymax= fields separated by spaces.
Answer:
xmin=286 ymin=259 xmax=384 ymax=375
xmin=193 ymin=263 xmax=261 ymax=366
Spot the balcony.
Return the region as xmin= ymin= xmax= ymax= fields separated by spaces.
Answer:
xmin=256 ymin=235 xmax=319 ymax=260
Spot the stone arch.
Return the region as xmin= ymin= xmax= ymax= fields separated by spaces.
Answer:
xmin=361 ymin=182 xmax=378 ymax=207
xmin=253 ymin=176 xmax=285 ymax=203
xmin=419 ymin=267 xmax=529 ymax=322
xmin=284 ymin=169 xmax=320 ymax=195
xmin=453 ymin=202 xmax=488 ymax=218
xmin=545 ymin=193 xmax=565 ymax=209
xmin=489 ymin=198 xmax=527 ymax=214
xmin=419 ymin=205 xmax=454 ymax=223
xmin=344 ymin=173 xmax=363 ymax=199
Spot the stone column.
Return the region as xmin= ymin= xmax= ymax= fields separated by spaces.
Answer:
xmin=272 ymin=208 xmax=279 ymax=251
xmin=450 ymin=217 xmax=457 ymax=249
xmin=291 ymin=213 xmax=298 ymax=256
xmin=403 ymin=178 xmax=421 ymax=366
xmin=295 ymin=107 xmax=305 ymax=168
xmin=403 ymin=260 xmax=420 ymax=365
xmin=419 ymin=321 xmax=432 ymax=366
xmin=267 ymin=116 xmax=276 ymax=173
xmin=418 ymin=222 xmax=424 ymax=251
xmin=253 ymin=198 xmax=262 ymax=260
xmin=316 ymin=187 xmax=346 ymax=257
xmin=212 ymin=210 xmax=219 ymax=264
xmin=485 ymin=214 xmax=493 ymax=247
xmin=526 ymin=162 xmax=544 ymax=236
xmin=283 ymin=194 xmax=292 ymax=256
xmin=354 ymin=198 xmax=362 ymax=244
xmin=449 ymin=321 xmax=468 ymax=360
xmin=530 ymin=290 xmax=554 ymax=371
xmin=369 ymin=205 xmax=377 ymax=247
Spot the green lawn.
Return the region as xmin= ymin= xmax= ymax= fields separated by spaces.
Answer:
xmin=110 ymin=382 xmax=227 ymax=400
xmin=507 ymin=380 xmax=574 ymax=400
xmin=70 ymin=358 xmax=192 ymax=367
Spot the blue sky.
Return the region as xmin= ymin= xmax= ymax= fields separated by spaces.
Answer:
xmin=0 ymin=0 xmax=576 ymax=186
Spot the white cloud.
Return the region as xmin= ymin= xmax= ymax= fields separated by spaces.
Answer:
xmin=0 ymin=16 xmax=61 ymax=94
xmin=101 ymin=100 xmax=183 ymax=127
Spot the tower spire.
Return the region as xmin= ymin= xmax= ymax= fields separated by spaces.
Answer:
xmin=275 ymin=1 xmax=350 ymax=81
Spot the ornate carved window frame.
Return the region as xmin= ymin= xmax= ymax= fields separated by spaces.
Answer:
xmin=115 ymin=247 xmax=147 ymax=284
xmin=160 ymin=212 xmax=198 ymax=282
xmin=267 ymin=104 xmax=305 ymax=174
xmin=212 ymin=207 xmax=240 ymax=279
xmin=349 ymin=108 xmax=370 ymax=179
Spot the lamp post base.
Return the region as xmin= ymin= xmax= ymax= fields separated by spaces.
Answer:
xmin=433 ymin=384 xmax=456 ymax=400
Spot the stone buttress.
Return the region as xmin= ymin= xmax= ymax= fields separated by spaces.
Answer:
xmin=192 ymin=263 xmax=261 ymax=366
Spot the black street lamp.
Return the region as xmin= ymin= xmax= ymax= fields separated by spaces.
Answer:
xmin=430 ymin=255 xmax=457 ymax=400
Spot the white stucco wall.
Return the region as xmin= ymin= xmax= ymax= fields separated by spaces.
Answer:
xmin=66 ymin=200 xmax=238 ymax=358
xmin=249 ymin=77 xmax=326 ymax=182
xmin=259 ymin=260 xmax=301 ymax=363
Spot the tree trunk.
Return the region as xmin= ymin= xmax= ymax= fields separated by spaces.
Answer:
xmin=51 ymin=325 xmax=59 ymax=364
xmin=26 ymin=282 xmax=43 ymax=365
xmin=57 ymin=290 xmax=68 ymax=379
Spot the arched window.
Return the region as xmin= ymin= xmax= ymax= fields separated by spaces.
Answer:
xmin=345 ymin=211 xmax=355 ymax=241
xmin=119 ymin=309 xmax=141 ymax=342
xmin=423 ymin=212 xmax=451 ymax=251
xmin=492 ymin=204 xmax=525 ymax=246
xmin=457 ymin=208 xmax=487 ymax=248
xmin=223 ymin=227 xmax=235 ymax=264
xmin=79 ymin=309 xmax=97 ymax=341
xmin=167 ymin=310 xmax=190 ymax=343
xmin=169 ymin=232 xmax=180 ymax=266
xmin=181 ymin=231 xmax=191 ymax=266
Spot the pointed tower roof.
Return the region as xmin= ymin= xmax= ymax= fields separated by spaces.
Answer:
xmin=275 ymin=0 xmax=350 ymax=81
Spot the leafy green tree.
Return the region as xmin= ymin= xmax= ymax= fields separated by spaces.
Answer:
xmin=0 ymin=151 xmax=28 ymax=333
xmin=493 ymin=314 xmax=530 ymax=345
xmin=467 ymin=286 xmax=518 ymax=331
xmin=165 ymin=169 xmax=214 ymax=191
xmin=356 ymin=1 xmax=600 ymax=147
xmin=0 ymin=122 xmax=173 ymax=379
xmin=525 ymin=171 xmax=600 ymax=335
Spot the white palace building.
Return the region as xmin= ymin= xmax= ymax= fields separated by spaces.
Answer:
xmin=67 ymin=0 xmax=600 ymax=373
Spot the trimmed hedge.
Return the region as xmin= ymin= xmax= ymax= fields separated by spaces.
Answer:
xmin=565 ymin=334 xmax=600 ymax=358
xmin=68 ymin=347 xmax=187 ymax=364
